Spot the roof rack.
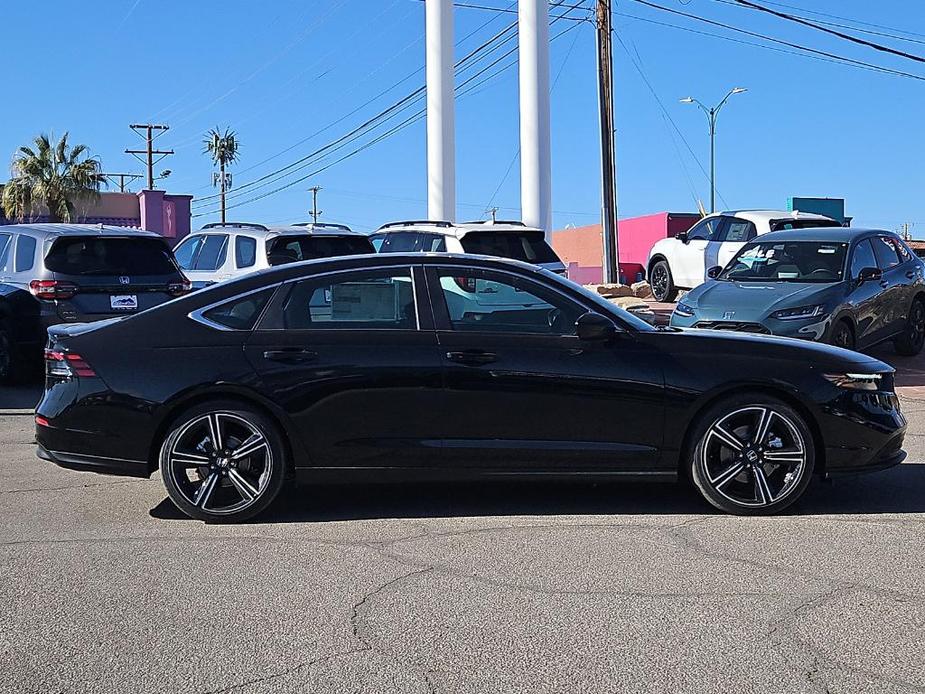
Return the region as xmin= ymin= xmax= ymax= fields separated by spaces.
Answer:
xmin=461 ymin=219 xmax=526 ymax=226
xmin=377 ymin=220 xmax=453 ymax=230
xmin=290 ymin=222 xmax=353 ymax=232
xmin=201 ymin=222 xmax=269 ymax=231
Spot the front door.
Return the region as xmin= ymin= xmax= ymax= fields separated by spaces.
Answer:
xmin=425 ymin=265 xmax=666 ymax=473
xmin=244 ymin=265 xmax=444 ymax=468
xmin=675 ymin=217 xmax=726 ymax=289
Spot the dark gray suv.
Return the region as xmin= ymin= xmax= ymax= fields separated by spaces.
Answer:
xmin=0 ymin=224 xmax=189 ymax=383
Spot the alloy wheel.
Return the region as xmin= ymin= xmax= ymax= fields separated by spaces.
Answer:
xmin=700 ymin=406 xmax=807 ymax=508
xmin=832 ymin=322 xmax=854 ymax=350
xmin=651 ymin=265 xmax=669 ymax=301
xmin=164 ymin=411 xmax=273 ymax=516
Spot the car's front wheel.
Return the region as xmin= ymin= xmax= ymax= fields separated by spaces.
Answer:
xmin=159 ymin=401 xmax=287 ymax=522
xmin=649 ymin=260 xmax=678 ymax=303
xmin=689 ymin=395 xmax=815 ymax=515
xmin=894 ymin=297 xmax=925 ymax=356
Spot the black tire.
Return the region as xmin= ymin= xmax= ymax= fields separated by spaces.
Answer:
xmin=650 ymin=260 xmax=678 ymax=303
xmin=894 ymin=297 xmax=925 ymax=356
xmin=829 ymin=319 xmax=856 ymax=351
xmin=159 ymin=400 xmax=287 ymax=523
xmin=689 ymin=394 xmax=815 ymax=515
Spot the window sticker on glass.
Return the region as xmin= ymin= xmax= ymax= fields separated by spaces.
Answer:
xmin=817 ymin=247 xmax=837 ymax=254
xmin=331 ymin=281 xmax=401 ymax=322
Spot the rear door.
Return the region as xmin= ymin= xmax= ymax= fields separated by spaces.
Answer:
xmin=44 ymin=235 xmax=184 ymax=317
xmin=244 ymin=265 xmax=445 ymax=468
xmin=715 ymin=217 xmax=757 ymax=272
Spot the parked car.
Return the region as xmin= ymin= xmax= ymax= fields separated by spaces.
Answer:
xmin=647 ymin=210 xmax=836 ymax=302
xmin=36 ymin=253 xmax=904 ymax=521
xmin=172 ymin=222 xmax=374 ymax=288
xmin=669 ymin=228 xmax=925 ymax=354
xmin=0 ymin=224 xmax=189 ymax=384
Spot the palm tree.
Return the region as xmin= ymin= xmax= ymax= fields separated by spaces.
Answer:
xmin=1 ymin=132 xmax=105 ymax=223
xmin=203 ymin=127 xmax=240 ymax=224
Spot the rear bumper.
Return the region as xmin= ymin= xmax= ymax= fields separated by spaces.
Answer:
xmin=37 ymin=444 xmax=151 ymax=478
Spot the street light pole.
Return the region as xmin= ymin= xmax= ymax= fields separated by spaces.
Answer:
xmin=680 ymin=87 xmax=747 ymax=213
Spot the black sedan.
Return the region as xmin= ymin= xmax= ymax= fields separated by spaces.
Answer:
xmin=35 ymin=253 xmax=906 ymax=521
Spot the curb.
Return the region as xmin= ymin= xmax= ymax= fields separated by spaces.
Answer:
xmin=0 ymin=409 xmax=34 ymax=416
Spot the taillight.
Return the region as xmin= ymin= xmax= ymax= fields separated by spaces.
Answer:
xmin=44 ymin=350 xmax=96 ymax=378
xmin=453 ymin=276 xmax=477 ymax=293
xmin=168 ymin=278 xmax=192 ymax=297
xmin=35 ymin=416 xmax=50 ymax=428
xmin=30 ymin=279 xmax=78 ymax=300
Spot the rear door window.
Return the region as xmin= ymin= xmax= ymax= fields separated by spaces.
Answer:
xmin=460 ymin=231 xmax=559 ymax=263
xmin=14 ymin=235 xmax=36 ymax=272
xmin=721 ymin=218 xmax=757 ymax=242
xmin=687 ymin=218 xmax=724 ymax=242
xmin=419 ymin=234 xmax=447 ymax=252
xmin=235 ymin=235 xmax=257 ymax=269
xmin=193 ymin=235 xmax=229 ymax=271
xmin=873 ymin=236 xmax=901 ymax=270
xmin=45 ymin=236 xmax=178 ymax=276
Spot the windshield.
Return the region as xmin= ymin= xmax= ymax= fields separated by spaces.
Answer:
xmin=720 ymin=241 xmax=849 ymax=283
xmin=267 ymin=235 xmax=374 ymax=264
xmin=45 ymin=236 xmax=178 ymax=276
xmin=461 ymin=231 xmax=560 ymax=264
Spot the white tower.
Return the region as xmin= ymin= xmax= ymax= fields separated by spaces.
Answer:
xmin=425 ymin=0 xmax=456 ymax=222
xmin=518 ymin=0 xmax=552 ymax=237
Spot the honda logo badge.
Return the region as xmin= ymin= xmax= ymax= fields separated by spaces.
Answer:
xmin=119 ymin=276 xmax=130 ymax=285
xmin=723 ymin=311 xmax=735 ymax=320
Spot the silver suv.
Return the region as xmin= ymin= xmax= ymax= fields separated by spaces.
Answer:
xmin=172 ymin=222 xmax=375 ymax=288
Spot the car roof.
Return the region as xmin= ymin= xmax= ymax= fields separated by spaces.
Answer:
xmin=190 ymin=222 xmax=360 ymax=239
xmin=373 ymin=219 xmax=545 ymax=237
xmin=268 ymin=224 xmax=363 ymax=237
xmin=714 ymin=209 xmax=835 ymax=223
xmin=0 ymin=223 xmax=163 ymax=239
xmin=754 ymin=227 xmax=892 ymax=243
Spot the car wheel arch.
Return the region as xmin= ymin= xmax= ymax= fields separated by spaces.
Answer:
xmin=676 ymin=383 xmax=826 ymax=481
xmin=647 ymin=254 xmax=669 ymax=280
xmin=148 ymin=387 xmax=300 ymax=475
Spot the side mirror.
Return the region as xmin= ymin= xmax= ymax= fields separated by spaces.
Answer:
xmin=707 ymin=265 xmax=722 ymax=279
xmin=576 ymin=312 xmax=618 ymax=341
xmin=676 ymin=232 xmax=689 ymax=244
xmin=857 ymin=266 xmax=882 ymax=283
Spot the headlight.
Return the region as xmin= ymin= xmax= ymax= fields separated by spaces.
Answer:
xmin=771 ymin=304 xmax=826 ymax=321
xmin=824 ymin=373 xmax=883 ymax=391
xmin=674 ymin=302 xmax=695 ymax=318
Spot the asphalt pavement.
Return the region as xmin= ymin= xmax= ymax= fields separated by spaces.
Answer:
xmin=2 ymin=358 xmax=925 ymax=693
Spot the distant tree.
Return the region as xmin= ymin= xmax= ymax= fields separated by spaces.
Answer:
xmin=1 ymin=132 xmax=105 ymax=223
xmin=203 ymin=127 xmax=240 ymax=224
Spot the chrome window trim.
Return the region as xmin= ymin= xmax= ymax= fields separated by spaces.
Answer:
xmin=187 ymin=283 xmax=283 ymax=332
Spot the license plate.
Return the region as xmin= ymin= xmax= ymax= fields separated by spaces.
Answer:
xmin=110 ymin=294 xmax=138 ymax=310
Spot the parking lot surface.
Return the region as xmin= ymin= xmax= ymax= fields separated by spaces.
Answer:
xmin=2 ymin=350 xmax=925 ymax=693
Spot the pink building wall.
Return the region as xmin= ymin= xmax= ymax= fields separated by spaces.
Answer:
xmin=552 ymin=212 xmax=700 ymax=284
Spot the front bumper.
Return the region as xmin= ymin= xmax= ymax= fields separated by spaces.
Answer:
xmin=669 ymin=310 xmax=833 ymax=341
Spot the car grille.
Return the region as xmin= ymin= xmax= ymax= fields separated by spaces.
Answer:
xmin=693 ymin=321 xmax=771 ymax=334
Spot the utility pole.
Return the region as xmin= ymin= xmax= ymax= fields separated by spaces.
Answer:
xmin=596 ymin=0 xmax=619 ymax=284
xmin=487 ymin=206 xmax=499 ymax=223
xmin=309 ymin=186 xmax=323 ymax=224
xmin=102 ymin=173 xmax=143 ymax=193
xmin=125 ymin=124 xmax=174 ymax=190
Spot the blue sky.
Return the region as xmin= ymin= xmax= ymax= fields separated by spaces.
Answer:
xmin=1 ymin=1 xmax=922 ymax=233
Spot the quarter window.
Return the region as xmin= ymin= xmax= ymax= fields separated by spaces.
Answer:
xmin=14 ymin=235 xmax=36 ymax=272
xmin=280 ymin=268 xmax=416 ymax=330
xmin=435 ymin=268 xmax=583 ymax=335
xmin=200 ymin=288 xmax=275 ymax=330
xmin=872 ymin=236 xmax=901 ymax=270
xmin=420 ymin=234 xmax=447 ymax=252
xmin=235 ymin=236 xmax=257 ymax=269
xmin=850 ymin=240 xmax=877 ymax=279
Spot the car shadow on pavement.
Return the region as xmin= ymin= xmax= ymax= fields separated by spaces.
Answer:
xmin=149 ymin=463 xmax=925 ymax=523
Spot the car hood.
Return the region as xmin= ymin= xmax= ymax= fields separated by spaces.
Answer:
xmin=659 ymin=326 xmax=892 ymax=373
xmin=683 ymin=280 xmax=841 ymax=320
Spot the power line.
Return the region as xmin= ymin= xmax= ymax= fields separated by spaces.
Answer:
xmin=751 ymin=0 xmax=925 ymax=41
xmin=627 ymin=0 xmax=925 ymax=82
xmin=730 ymin=0 xmax=925 ymax=64
xmin=194 ymin=18 xmax=583 ymax=218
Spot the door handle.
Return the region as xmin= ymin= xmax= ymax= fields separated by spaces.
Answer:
xmin=263 ymin=348 xmax=318 ymax=363
xmin=446 ymin=350 xmax=497 ymax=366
xmin=880 ymin=280 xmax=890 ymax=289
xmin=906 ymin=271 xmax=917 ymax=280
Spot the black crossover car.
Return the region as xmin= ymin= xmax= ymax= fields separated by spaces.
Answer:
xmin=36 ymin=253 xmax=906 ymax=521
xmin=0 ymin=224 xmax=189 ymax=383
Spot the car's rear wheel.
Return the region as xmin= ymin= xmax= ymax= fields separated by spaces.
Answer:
xmin=689 ymin=395 xmax=815 ymax=515
xmin=894 ymin=297 xmax=925 ymax=356
xmin=159 ymin=401 xmax=287 ymax=522
xmin=649 ymin=260 xmax=678 ymax=303
xmin=830 ymin=319 xmax=855 ymax=351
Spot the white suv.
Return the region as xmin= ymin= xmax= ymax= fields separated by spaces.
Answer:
xmin=173 ymin=222 xmax=375 ymax=288
xmin=646 ymin=210 xmax=836 ymax=302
